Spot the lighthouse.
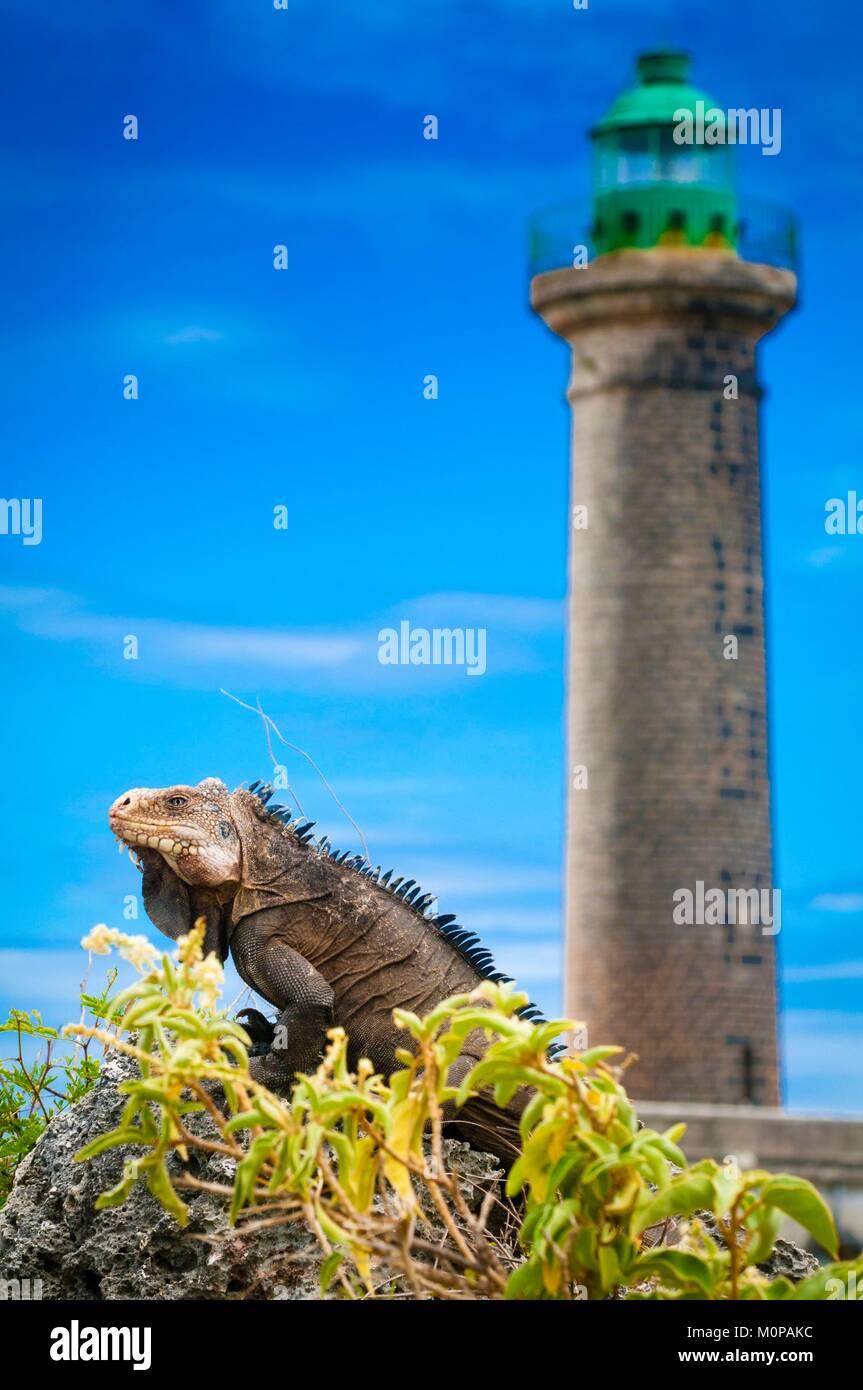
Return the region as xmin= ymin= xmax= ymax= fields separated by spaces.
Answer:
xmin=531 ymin=52 xmax=797 ymax=1104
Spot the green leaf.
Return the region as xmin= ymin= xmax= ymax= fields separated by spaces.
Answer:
xmin=576 ymin=1046 xmax=624 ymax=1066
xmin=746 ymin=1204 xmax=783 ymax=1267
xmin=785 ymin=1259 xmax=863 ymax=1302
xmin=649 ymin=1134 xmax=688 ymax=1168
xmin=637 ymin=1173 xmax=716 ymax=1231
xmin=75 ymin=1128 xmax=146 ymax=1161
xmin=763 ymin=1276 xmax=795 ymax=1300
xmin=93 ymin=1159 xmax=142 ymax=1210
xmin=597 ymin=1242 xmax=622 ymax=1291
xmin=760 ymin=1175 xmax=838 ymax=1259
xmin=229 ymin=1134 xmax=277 ymax=1224
xmin=145 ymin=1157 xmax=189 ymax=1226
xmin=546 ymin=1151 xmax=584 ymax=1196
xmin=267 ymin=1135 xmax=296 ymax=1193
xmin=505 ymin=1155 xmax=527 ymax=1199
xmin=637 ymin=1249 xmax=717 ymax=1295
xmin=581 ymin=1154 xmax=621 ymax=1185
xmin=319 ymin=1250 xmax=346 ymax=1293
xmin=518 ymin=1088 xmax=550 ymax=1139
xmin=504 ymin=1261 xmax=544 ymax=1300
xmin=224 ymin=1109 xmax=268 ymax=1134
xmin=493 ymin=1075 xmax=522 ymax=1108
xmin=317 ymin=1209 xmax=352 ymax=1248
xmin=571 ymin=1225 xmax=598 ymax=1274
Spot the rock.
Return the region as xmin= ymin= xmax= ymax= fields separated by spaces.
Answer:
xmin=0 ymin=1052 xmax=323 ymax=1300
xmin=415 ymin=1138 xmax=511 ymax=1248
xmin=0 ymin=1053 xmax=511 ymax=1301
xmin=419 ymin=1139 xmax=504 ymax=1216
xmin=758 ymin=1237 xmax=819 ymax=1283
xmin=0 ymin=1055 xmax=819 ymax=1300
xmin=687 ymin=1210 xmax=820 ymax=1284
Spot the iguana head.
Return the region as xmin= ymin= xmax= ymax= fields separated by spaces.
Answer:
xmin=109 ymin=778 xmax=321 ymax=950
xmin=108 ymin=777 xmax=249 ymax=956
xmin=109 ymin=778 xmax=242 ymax=887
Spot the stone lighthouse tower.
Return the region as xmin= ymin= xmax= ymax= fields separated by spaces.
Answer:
xmin=531 ymin=52 xmax=797 ymax=1104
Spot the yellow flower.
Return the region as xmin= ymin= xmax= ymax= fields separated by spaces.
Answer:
xmin=176 ymin=920 xmax=206 ymax=966
xmin=120 ymin=935 xmax=160 ymax=971
xmin=81 ymin=924 xmax=158 ymax=972
xmin=196 ymin=954 xmax=225 ymax=1010
xmin=81 ymin=924 xmax=114 ymax=955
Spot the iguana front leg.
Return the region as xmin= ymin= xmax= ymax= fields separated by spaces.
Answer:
xmin=230 ymin=913 xmax=334 ymax=1088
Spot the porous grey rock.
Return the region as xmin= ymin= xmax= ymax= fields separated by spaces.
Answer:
xmin=690 ymin=1211 xmax=820 ymax=1283
xmin=0 ymin=1052 xmax=322 ymax=1300
xmin=0 ymin=1053 xmax=511 ymax=1301
xmin=758 ymin=1237 xmax=819 ymax=1283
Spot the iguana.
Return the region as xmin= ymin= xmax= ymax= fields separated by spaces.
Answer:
xmin=108 ymin=777 xmax=559 ymax=1165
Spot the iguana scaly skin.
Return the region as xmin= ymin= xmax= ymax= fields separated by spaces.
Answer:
xmin=108 ymin=777 xmax=557 ymax=1165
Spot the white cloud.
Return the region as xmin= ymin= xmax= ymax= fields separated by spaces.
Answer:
xmin=458 ymin=906 xmax=561 ymax=935
xmin=330 ymin=775 xmax=466 ymax=799
xmin=781 ymin=1009 xmax=863 ymax=1115
xmin=806 ymin=546 xmax=846 ymax=567
xmin=333 ymin=824 xmax=446 ymax=851
xmin=485 ymin=943 xmax=561 ymax=986
xmin=809 ymin=893 xmax=863 ymax=913
xmin=204 ymin=0 xmax=678 ymax=121
xmin=405 ymin=859 xmax=560 ymax=901
xmin=0 ymin=950 xmax=139 ymax=1018
xmin=0 ymin=150 xmax=579 ymax=243
xmin=207 ymin=0 xmax=535 ymax=105
xmin=784 ymin=960 xmax=863 ymax=983
xmin=0 ymin=586 xmax=562 ymax=691
xmin=0 ymin=588 xmax=362 ymax=672
xmin=164 ymin=325 xmax=224 ymax=345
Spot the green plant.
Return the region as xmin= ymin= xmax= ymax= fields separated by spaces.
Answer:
xmin=0 ymin=970 xmax=118 ymax=1207
xmin=65 ymin=923 xmax=863 ymax=1300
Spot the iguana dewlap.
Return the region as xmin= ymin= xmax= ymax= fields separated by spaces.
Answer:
xmin=108 ymin=777 xmax=555 ymax=1164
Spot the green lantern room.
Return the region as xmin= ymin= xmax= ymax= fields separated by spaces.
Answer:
xmin=590 ymin=50 xmax=737 ymax=257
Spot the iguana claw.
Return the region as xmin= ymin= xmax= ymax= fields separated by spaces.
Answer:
xmin=237 ymin=1007 xmax=277 ymax=1049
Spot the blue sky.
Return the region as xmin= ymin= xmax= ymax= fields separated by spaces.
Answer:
xmin=1 ymin=0 xmax=861 ymax=1112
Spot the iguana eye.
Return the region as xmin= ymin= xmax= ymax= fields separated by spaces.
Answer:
xmin=218 ymin=820 xmax=234 ymax=839
xmin=168 ymin=796 xmax=188 ymax=808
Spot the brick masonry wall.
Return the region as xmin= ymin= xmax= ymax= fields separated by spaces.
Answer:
xmin=532 ymin=252 xmax=797 ymax=1104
